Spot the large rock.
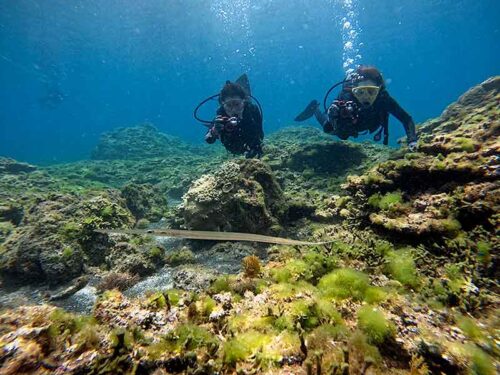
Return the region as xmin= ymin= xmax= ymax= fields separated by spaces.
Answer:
xmin=0 ymin=157 xmax=36 ymax=174
xmin=340 ymin=77 xmax=499 ymax=240
xmin=91 ymin=123 xmax=202 ymax=160
xmin=180 ymin=159 xmax=286 ymax=234
xmin=0 ymin=191 xmax=135 ymax=285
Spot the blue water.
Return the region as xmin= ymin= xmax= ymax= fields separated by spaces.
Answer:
xmin=0 ymin=0 xmax=498 ymax=164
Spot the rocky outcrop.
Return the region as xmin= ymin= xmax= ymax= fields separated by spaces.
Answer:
xmin=0 ymin=191 xmax=138 ymax=285
xmin=0 ymin=157 xmax=37 ymax=174
xmin=120 ymin=182 xmax=168 ymax=222
xmin=340 ymin=77 xmax=499 ymax=240
xmin=180 ymin=159 xmax=286 ymax=234
xmin=91 ymin=123 xmax=206 ymax=160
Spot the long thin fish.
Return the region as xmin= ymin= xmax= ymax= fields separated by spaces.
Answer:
xmin=96 ymin=228 xmax=333 ymax=246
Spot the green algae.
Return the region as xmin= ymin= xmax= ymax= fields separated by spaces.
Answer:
xmin=357 ymin=306 xmax=395 ymax=345
xmin=454 ymin=137 xmax=477 ymax=152
xmin=476 ymin=241 xmax=492 ymax=266
xmin=385 ymin=249 xmax=420 ymax=289
xmin=318 ymin=268 xmax=369 ymax=301
xmin=368 ymin=191 xmax=404 ymax=211
xmin=470 ymin=347 xmax=496 ymax=375
xmin=147 ymin=324 xmax=218 ymax=359
xmin=165 ymin=248 xmax=195 ymax=266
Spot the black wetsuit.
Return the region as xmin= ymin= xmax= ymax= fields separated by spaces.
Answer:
xmin=205 ymin=102 xmax=264 ymax=157
xmin=318 ymin=84 xmax=417 ymax=144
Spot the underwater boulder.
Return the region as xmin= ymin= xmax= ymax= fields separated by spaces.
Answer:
xmin=0 ymin=191 xmax=135 ymax=285
xmin=120 ymin=182 xmax=168 ymax=222
xmin=0 ymin=157 xmax=37 ymax=174
xmin=180 ymin=159 xmax=286 ymax=235
xmin=91 ymin=123 xmax=202 ymax=160
xmin=341 ymin=76 xmax=500 ymax=242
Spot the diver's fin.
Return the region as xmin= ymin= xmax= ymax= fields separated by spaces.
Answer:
xmin=235 ymin=74 xmax=251 ymax=97
xmin=294 ymin=100 xmax=320 ymax=122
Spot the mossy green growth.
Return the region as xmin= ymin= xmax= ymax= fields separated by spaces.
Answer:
xmin=439 ymin=217 xmax=462 ymax=236
xmin=164 ymin=324 xmax=218 ymax=353
xmin=48 ymin=308 xmax=95 ymax=337
xmin=62 ymin=246 xmax=74 ymax=259
xmin=147 ymin=292 xmax=167 ymax=309
xmin=222 ymin=331 xmax=275 ymax=366
xmin=349 ymin=330 xmax=382 ymax=364
xmin=99 ymin=205 xmax=115 ymax=219
xmin=445 ymin=263 xmax=466 ymax=294
xmin=209 ymin=275 xmax=232 ymax=294
xmin=385 ymin=249 xmax=420 ymax=289
xmin=312 ymin=298 xmax=343 ymax=325
xmin=149 ymin=245 xmax=164 ymax=259
xmin=454 ymin=137 xmax=477 ymax=153
xmin=357 ymin=306 xmax=395 ymax=345
xmin=368 ymin=191 xmax=403 ymax=211
xmin=228 ymin=314 xmax=274 ymax=333
xmin=457 ymin=315 xmax=484 ymax=342
xmin=165 ymin=248 xmax=195 ymax=266
xmin=268 ymin=281 xmax=317 ymax=300
xmin=302 ymin=251 xmax=337 ymax=283
xmin=470 ymin=347 xmax=496 ymax=375
xmin=0 ymin=221 xmax=14 ymax=243
xmin=307 ymin=324 xmax=348 ymax=348
xmin=271 ymin=259 xmax=310 ymax=283
xmin=476 ymin=241 xmax=492 ymax=266
xmin=109 ymin=327 xmax=134 ymax=351
xmin=59 ymin=222 xmax=81 ymax=241
xmin=199 ymin=296 xmax=216 ymax=317
xmin=364 ymin=286 xmax=388 ymax=304
xmin=164 ymin=289 xmax=182 ymax=306
xmin=373 ymin=240 xmax=394 ymax=257
xmin=318 ymin=269 xmax=369 ymax=301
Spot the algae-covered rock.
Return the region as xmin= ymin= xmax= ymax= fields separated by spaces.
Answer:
xmin=0 ymin=157 xmax=37 ymax=174
xmin=180 ymin=159 xmax=286 ymax=234
xmin=91 ymin=123 xmax=204 ymax=160
xmin=120 ymin=182 xmax=168 ymax=222
xmin=342 ymin=76 xmax=500 ymax=241
xmin=0 ymin=190 xmax=135 ymax=285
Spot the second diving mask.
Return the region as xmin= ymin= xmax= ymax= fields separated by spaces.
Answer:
xmin=352 ymin=85 xmax=380 ymax=106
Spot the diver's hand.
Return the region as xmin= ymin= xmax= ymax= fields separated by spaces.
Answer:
xmin=408 ymin=141 xmax=418 ymax=152
xmin=205 ymin=127 xmax=218 ymax=143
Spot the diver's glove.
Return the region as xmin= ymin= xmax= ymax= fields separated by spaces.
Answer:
xmin=408 ymin=141 xmax=418 ymax=152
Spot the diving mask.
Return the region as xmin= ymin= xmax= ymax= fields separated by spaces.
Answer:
xmin=222 ymin=98 xmax=245 ymax=115
xmin=352 ymin=85 xmax=380 ymax=106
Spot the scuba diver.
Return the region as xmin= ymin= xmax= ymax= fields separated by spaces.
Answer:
xmin=194 ymin=74 xmax=264 ymax=158
xmin=295 ymin=65 xmax=418 ymax=151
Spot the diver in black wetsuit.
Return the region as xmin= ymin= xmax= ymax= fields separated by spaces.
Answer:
xmin=295 ymin=65 xmax=418 ymax=151
xmin=204 ymin=76 xmax=264 ymax=158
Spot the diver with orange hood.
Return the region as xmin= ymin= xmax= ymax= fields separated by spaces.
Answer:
xmin=295 ymin=65 xmax=418 ymax=151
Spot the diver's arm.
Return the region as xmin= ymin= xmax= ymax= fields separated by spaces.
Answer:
xmin=205 ymin=108 xmax=226 ymax=144
xmin=385 ymin=95 xmax=417 ymax=143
